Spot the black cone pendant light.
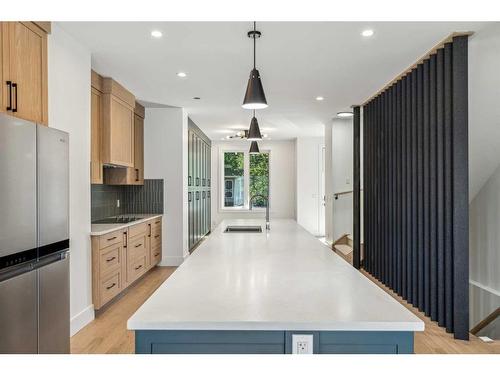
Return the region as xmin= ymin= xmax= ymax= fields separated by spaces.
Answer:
xmin=247 ymin=110 xmax=262 ymax=141
xmin=242 ymin=22 xmax=268 ymax=110
xmin=249 ymin=141 xmax=260 ymax=154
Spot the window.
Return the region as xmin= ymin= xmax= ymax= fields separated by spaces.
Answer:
xmin=221 ymin=150 xmax=270 ymax=210
xmin=223 ymin=152 xmax=244 ymax=207
xmin=249 ymin=153 xmax=269 ymax=208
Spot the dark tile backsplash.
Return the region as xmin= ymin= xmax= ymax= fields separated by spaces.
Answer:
xmin=91 ymin=179 xmax=164 ymax=222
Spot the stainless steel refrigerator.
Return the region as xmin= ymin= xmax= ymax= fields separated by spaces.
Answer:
xmin=0 ymin=113 xmax=70 ymax=354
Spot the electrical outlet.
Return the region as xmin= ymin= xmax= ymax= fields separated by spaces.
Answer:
xmin=116 ymin=199 xmax=120 ymax=208
xmin=292 ymin=334 xmax=314 ymax=354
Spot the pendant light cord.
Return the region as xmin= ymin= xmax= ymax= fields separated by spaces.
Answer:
xmin=253 ymin=21 xmax=256 ymax=69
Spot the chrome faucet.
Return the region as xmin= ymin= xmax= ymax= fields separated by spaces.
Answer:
xmin=249 ymin=194 xmax=270 ymax=230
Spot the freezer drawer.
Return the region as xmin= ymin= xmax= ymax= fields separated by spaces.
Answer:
xmin=0 ymin=266 xmax=38 ymax=354
xmin=38 ymin=253 xmax=70 ymax=354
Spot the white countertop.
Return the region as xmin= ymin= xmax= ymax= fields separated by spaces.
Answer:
xmin=90 ymin=214 xmax=163 ymax=236
xmin=127 ymin=219 xmax=424 ymax=332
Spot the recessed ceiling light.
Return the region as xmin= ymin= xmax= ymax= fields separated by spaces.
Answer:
xmin=337 ymin=111 xmax=354 ymax=118
xmin=361 ymin=29 xmax=374 ymax=37
xmin=151 ymin=30 xmax=163 ymax=38
xmin=316 ymin=96 xmax=324 ymax=101
xmin=177 ymin=72 xmax=187 ymax=78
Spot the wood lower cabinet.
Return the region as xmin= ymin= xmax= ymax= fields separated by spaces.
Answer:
xmin=91 ymin=217 xmax=162 ymax=310
xmin=1 ymin=22 xmax=49 ymax=125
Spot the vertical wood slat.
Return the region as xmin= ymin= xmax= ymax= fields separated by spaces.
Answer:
xmin=436 ymin=48 xmax=446 ymax=327
xmin=406 ymin=73 xmax=413 ymax=303
xmin=411 ymin=68 xmax=418 ymax=306
xmin=417 ymin=64 xmax=425 ymax=312
xmin=401 ymin=76 xmax=408 ymax=300
xmin=353 ymin=106 xmax=361 ymax=270
xmin=451 ymin=35 xmax=469 ymax=341
xmin=429 ymin=54 xmax=438 ymax=322
xmin=423 ymin=59 xmax=431 ymax=316
xmin=395 ymin=81 xmax=402 ymax=296
xmin=443 ymin=42 xmax=454 ymax=333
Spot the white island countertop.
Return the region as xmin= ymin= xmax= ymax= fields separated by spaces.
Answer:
xmin=128 ymin=219 xmax=424 ymax=332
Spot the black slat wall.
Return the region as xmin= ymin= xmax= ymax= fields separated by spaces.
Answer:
xmin=362 ymin=36 xmax=469 ymax=340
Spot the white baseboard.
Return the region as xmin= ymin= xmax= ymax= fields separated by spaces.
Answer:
xmin=70 ymin=304 xmax=95 ymax=336
xmin=159 ymin=255 xmax=184 ymax=267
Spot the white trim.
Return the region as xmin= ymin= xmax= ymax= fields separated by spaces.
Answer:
xmin=70 ymin=304 xmax=95 ymax=336
xmin=469 ymin=279 xmax=500 ymax=297
xmin=160 ymin=256 xmax=185 ymax=267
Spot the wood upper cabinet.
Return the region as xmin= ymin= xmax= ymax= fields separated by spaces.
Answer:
xmin=1 ymin=22 xmax=48 ymax=125
xmin=91 ymin=71 xmax=103 ymax=183
xmin=101 ymin=77 xmax=135 ymax=168
xmin=104 ymin=101 xmax=145 ymax=185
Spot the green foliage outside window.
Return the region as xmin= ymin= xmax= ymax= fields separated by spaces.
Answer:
xmin=250 ymin=153 xmax=269 ymax=208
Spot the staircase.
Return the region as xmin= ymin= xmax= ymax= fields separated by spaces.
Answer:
xmin=332 ymin=234 xmax=364 ymax=266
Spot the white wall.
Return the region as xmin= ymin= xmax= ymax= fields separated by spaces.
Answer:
xmin=467 ymin=23 xmax=500 ymax=335
xmin=469 ymin=163 xmax=500 ymax=336
xmin=48 ymin=23 xmax=93 ymax=335
xmin=211 ymin=140 xmax=296 ymax=227
xmin=296 ymin=137 xmax=324 ymax=236
xmin=144 ymin=108 xmax=188 ymax=265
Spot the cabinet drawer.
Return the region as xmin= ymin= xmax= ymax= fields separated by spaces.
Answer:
xmin=150 ymin=245 xmax=162 ymax=266
xmin=128 ymin=235 xmax=147 ymax=260
xmin=151 ymin=232 xmax=161 ymax=249
xmin=100 ymin=271 xmax=121 ymax=306
xmin=128 ymin=255 xmax=147 ymax=284
xmin=99 ymin=244 xmax=122 ymax=275
xmin=129 ymin=222 xmax=148 ymax=238
xmin=151 ymin=217 xmax=162 ymax=231
xmin=99 ymin=230 xmax=123 ymax=249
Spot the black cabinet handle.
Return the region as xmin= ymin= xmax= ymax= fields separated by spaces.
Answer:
xmin=202 ymin=191 xmax=206 ymax=199
xmin=202 ymin=178 xmax=206 ymax=186
xmin=188 ymin=192 xmax=192 ymax=202
xmin=154 ymin=234 xmax=160 ymax=239
xmin=6 ymin=81 xmax=12 ymax=111
xmin=188 ymin=176 xmax=192 ymax=186
xmin=107 ymin=236 xmax=117 ymax=241
xmin=135 ymin=243 xmax=142 ymax=248
xmin=208 ymin=179 xmax=210 ymax=187
xmin=196 ymin=177 xmax=200 ymax=186
xmin=106 ymin=256 xmax=116 ymax=262
xmin=196 ymin=192 xmax=199 ymax=200
xmin=12 ymin=83 xmax=18 ymax=113
xmin=106 ymin=283 xmax=116 ymax=290
xmin=135 ymin=169 xmax=139 ymax=181
xmin=135 ymin=265 xmax=143 ymax=271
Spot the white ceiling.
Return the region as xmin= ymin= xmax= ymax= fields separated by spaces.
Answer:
xmin=61 ymin=21 xmax=487 ymax=140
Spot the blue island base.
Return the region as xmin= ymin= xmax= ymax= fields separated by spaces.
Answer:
xmin=135 ymin=330 xmax=414 ymax=354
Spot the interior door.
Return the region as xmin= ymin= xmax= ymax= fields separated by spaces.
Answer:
xmin=318 ymin=145 xmax=326 ymax=236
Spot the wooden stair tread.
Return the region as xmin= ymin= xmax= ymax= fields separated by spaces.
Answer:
xmin=334 ymin=244 xmax=353 ymax=256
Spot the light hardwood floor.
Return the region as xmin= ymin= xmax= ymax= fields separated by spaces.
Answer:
xmin=71 ymin=266 xmax=177 ymax=354
xmin=71 ymin=265 xmax=499 ymax=354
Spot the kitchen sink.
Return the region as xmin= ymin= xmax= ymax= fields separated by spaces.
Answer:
xmin=224 ymin=225 xmax=262 ymax=233
xmin=92 ymin=217 xmax=141 ymax=224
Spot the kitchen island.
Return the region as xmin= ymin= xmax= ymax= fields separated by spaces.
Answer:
xmin=128 ymin=219 xmax=423 ymax=354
